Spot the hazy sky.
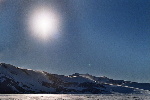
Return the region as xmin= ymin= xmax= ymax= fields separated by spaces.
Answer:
xmin=0 ymin=0 xmax=149 ymax=83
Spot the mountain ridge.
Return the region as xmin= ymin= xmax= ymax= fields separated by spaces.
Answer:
xmin=0 ymin=63 xmax=150 ymax=94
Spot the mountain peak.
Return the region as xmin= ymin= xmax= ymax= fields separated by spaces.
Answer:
xmin=0 ymin=63 xmax=18 ymax=69
xmin=0 ymin=63 xmax=150 ymax=94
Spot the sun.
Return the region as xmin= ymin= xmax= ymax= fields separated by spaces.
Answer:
xmin=28 ymin=6 xmax=61 ymax=42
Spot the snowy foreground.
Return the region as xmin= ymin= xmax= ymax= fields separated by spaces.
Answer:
xmin=1 ymin=94 xmax=150 ymax=100
xmin=0 ymin=63 xmax=150 ymax=94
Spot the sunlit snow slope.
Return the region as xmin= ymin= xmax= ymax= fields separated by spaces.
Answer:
xmin=0 ymin=63 xmax=150 ymax=94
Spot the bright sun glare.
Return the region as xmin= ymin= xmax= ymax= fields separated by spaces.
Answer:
xmin=28 ymin=6 xmax=61 ymax=42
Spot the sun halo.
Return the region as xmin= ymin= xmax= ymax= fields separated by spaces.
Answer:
xmin=27 ymin=6 xmax=61 ymax=42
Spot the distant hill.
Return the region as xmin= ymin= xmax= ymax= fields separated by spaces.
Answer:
xmin=0 ymin=63 xmax=150 ymax=94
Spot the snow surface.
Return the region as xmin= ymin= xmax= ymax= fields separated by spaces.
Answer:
xmin=0 ymin=63 xmax=150 ymax=94
xmin=0 ymin=63 xmax=55 ymax=93
xmin=1 ymin=94 xmax=150 ymax=100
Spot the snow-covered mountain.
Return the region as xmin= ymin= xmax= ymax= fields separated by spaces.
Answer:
xmin=0 ymin=63 xmax=150 ymax=94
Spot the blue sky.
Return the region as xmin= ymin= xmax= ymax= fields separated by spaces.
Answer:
xmin=0 ymin=0 xmax=149 ymax=83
